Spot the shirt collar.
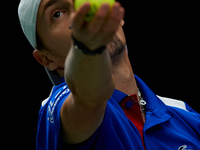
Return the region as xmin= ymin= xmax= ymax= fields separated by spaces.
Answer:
xmin=134 ymin=75 xmax=170 ymax=113
xmin=111 ymin=75 xmax=172 ymax=128
xmin=60 ymin=77 xmax=65 ymax=83
xmin=112 ymin=89 xmax=127 ymax=103
xmin=112 ymin=75 xmax=171 ymax=115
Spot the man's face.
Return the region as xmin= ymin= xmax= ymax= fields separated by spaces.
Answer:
xmin=37 ymin=0 xmax=75 ymax=69
xmin=36 ymin=0 xmax=126 ymax=74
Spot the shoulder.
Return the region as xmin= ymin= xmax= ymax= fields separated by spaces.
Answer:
xmin=157 ymin=95 xmax=200 ymax=134
xmin=36 ymin=83 xmax=71 ymax=149
xmin=37 ymin=82 xmax=71 ymax=128
xmin=38 ymin=82 xmax=71 ymax=122
xmin=41 ymin=83 xmax=70 ymax=107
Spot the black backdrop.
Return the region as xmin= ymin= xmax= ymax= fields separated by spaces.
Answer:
xmin=2 ymin=0 xmax=199 ymax=149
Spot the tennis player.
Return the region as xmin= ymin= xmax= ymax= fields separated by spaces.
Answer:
xmin=18 ymin=0 xmax=200 ymax=149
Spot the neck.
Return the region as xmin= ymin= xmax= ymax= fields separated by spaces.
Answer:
xmin=112 ymin=49 xmax=138 ymax=95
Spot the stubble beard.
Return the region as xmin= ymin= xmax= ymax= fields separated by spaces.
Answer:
xmin=107 ymin=35 xmax=126 ymax=63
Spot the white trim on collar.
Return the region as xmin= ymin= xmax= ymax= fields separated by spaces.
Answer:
xmin=157 ymin=95 xmax=188 ymax=112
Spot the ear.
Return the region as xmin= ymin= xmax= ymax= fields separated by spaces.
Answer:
xmin=120 ymin=20 xmax=125 ymax=27
xmin=33 ymin=50 xmax=58 ymax=71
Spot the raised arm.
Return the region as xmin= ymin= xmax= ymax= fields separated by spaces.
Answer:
xmin=60 ymin=2 xmax=124 ymax=144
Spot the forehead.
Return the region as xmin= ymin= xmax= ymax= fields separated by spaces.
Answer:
xmin=39 ymin=0 xmax=73 ymax=12
xmin=40 ymin=0 xmax=59 ymax=13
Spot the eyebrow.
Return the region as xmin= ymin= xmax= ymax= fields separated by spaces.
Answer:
xmin=42 ymin=0 xmax=59 ymax=15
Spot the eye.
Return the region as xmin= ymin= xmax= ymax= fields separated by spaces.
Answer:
xmin=53 ymin=11 xmax=64 ymax=20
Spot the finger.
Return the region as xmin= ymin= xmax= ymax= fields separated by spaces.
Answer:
xmin=73 ymin=3 xmax=91 ymax=30
xmin=102 ymin=3 xmax=125 ymax=36
xmin=87 ymin=4 xmax=110 ymax=33
xmin=108 ymin=3 xmax=124 ymax=26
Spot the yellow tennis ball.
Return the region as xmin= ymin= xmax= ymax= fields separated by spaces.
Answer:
xmin=100 ymin=0 xmax=115 ymax=6
xmin=74 ymin=0 xmax=115 ymax=22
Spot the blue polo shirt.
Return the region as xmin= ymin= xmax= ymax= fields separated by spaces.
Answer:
xmin=36 ymin=75 xmax=200 ymax=150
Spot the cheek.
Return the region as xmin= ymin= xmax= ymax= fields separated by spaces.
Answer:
xmin=48 ymin=24 xmax=72 ymax=51
xmin=46 ymin=29 xmax=72 ymax=67
xmin=52 ymin=22 xmax=72 ymax=50
xmin=52 ymin=36 xmax=72 ymax=67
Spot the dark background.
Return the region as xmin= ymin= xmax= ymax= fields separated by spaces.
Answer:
xmin=2 ymin=0 xmax=199 ymax=149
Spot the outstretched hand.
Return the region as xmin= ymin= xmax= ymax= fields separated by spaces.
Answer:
xmin=71 ymin=2 xmax=125 ymax=50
